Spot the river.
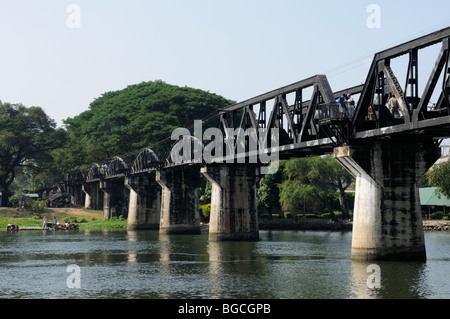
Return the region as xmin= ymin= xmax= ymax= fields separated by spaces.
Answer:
xmin=0 ymin=229 xmax=450 ymax=300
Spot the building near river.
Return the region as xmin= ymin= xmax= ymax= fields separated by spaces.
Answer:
xmin=420 ymin=187 xmax=450 ymax=218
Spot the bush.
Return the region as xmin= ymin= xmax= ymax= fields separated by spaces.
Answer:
xmin=29 ymin=201 xmax=46 ymax=214
xmin=65 ymin=216 xmax=78 ymax=223
xmin=284 ymin=212 xmax=293 ymax=219
xmin=431 ymin=211 xmax=445 ymax=220
xmin=200 ymin=203 xmax=211 ymax=219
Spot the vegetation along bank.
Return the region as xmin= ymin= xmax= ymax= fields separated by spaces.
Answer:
xmin=3 ymin=207 xmax=449 ymax=232
xmin=259 ymin=218 xmax=450 ymax=232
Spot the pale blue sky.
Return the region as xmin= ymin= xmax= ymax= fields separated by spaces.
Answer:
xmin=1 ymin=0 xmax=450 ymax=126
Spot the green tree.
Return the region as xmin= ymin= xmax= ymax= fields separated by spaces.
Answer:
xmin=63 ymin=80 xmax=234 ymax=169
xmin=427 ymin=162 xmax=450 ymax=198
xmin=257 ymin=162 xmax=284 ymax=217
xmin=0 ymin=102 xmax=66 ymax=204
xmin=320 ymin=155 xmax=354 ymax=218
xmin=279 ymin=157 xmax=332 ymax=216
xmin=198 ymin=178 xmax=212 ymax=205
xmin=25 ymin=148 xmax=70 ymax=191
xmin=278 ymin=156 xmax=354 ymax=219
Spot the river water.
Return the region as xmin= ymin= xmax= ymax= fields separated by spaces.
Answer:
xmin=1 ymin=229 xmax=450 ymax=299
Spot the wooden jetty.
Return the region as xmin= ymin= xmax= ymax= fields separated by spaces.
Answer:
xmin=6 ymin=223 xmax=79 ymax=231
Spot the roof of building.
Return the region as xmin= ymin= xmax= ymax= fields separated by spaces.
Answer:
xmin=419 ymin=187 xmax=450 ymax=206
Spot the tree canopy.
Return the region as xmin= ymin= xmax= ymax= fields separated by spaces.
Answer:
xmin=427 ymin=162 xmax=450 ymax=198
xmin=257 ymin=162 xmax=284 ymax=215
xmin=0 ymin=102 xmax=66 ymax=200
xmin=278 ymin=156 xmax=354 ymax=218
xmin=63 ymin=80 xmax=234 ymax=169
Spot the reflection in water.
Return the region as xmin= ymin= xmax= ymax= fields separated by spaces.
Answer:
xmin=207 ymin=239 xmax=260 ymax=298
xmin=207 ymin=240 xmax=224 ymax=299
xmin=0 ymin=230 xmax=449 ymax=298
xmin=158 ymin=233 xmax=174 ymax=299
xmin=350 ymin=261 xmax=379 ymax=299
xmin=350 ymin=260 xmax=429 ymax=299
xmin=127 ymin=230 xmax=138 ymax=264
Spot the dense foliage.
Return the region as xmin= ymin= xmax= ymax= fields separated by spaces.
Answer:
xmin=257 ymin=156 xmax=354 ymax=219
xmin=0 ymin=102 xmax=66 ymax=201
xmin=257 ymin=162 xmax=284 ymax=215
xmin=63 ymin=80 xmax=234 ymax=169
xmin=427 ymin=162 xmax=450 ymax=198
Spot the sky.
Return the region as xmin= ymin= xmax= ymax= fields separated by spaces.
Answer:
xmin=1 ymin=0 xmax=450 ymax=127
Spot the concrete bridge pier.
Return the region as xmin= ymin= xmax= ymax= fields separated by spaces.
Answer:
xmin=82 ymin=184 xmax=91 ymax=209
xmin=334 ymin=138 xmax=441 ymax=261
xmin=100 ymin=179 xmax=129 ymax=220
xmin=201 ymin=164 xmax=260 ymax=241
xmin=82 ymin=182 xmax=103 ymax=211
xmin=70 ymin=184 xmax=85 ymax=206
xmin=156 ymin=167 xmax=202 ymax=234
xmin=99 ymin=181 xmax=111 ymax=220
xmin=125 ymin=174 xmax=161 ymax=230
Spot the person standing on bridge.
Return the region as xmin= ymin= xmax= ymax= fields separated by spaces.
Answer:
xmin=338 ymin=94 xmax=347 ymax=118
xmin=346 ymin=94 xmax=355 ymax=117
xmin=388 ymin=94 xmax=401 ymax=118
xmin=43 ymin=216 xmax=47 ymax=229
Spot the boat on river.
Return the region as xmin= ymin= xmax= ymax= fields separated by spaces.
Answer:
xmin=6 ymin=222 xmax=79 ymax=231
xmin=52 ymin=222 xmax=79 ymax=230
xmin=6 ymin=224 xmax=19 ymax=231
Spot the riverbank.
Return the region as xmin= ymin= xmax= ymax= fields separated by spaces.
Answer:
xmin=259 ymin=218 xmax=450 ymax=232
xmin=423 ymin=220 xmax=450 ymax=231
xmin=0 ymin=207 xmax=126 ymax=230
xmin=259 ymin=218 xmax=353 ymax=231
xmin=2 ymin=207 xmax=450 ymax=232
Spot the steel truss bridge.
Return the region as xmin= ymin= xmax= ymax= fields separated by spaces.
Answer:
xmin=62 ymin=26 xmax=450 ymax=190
xmin=55 ymin=26 xmax=450 ymax=261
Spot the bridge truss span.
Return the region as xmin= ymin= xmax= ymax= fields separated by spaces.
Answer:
xmin=216 ymin=74 xmax=343 ymax=160
xmin=130 ymin=148 xmax=161 ymax=175
xmin=352 ymin=26 xmax=450 ymax=141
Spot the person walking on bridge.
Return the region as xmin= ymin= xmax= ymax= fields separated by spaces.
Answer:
xmin=388 ymin=94 xmax=401 ymax=118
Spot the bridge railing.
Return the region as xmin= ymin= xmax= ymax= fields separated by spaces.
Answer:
xmin=317 ymin=102 xmax=355 ymax=123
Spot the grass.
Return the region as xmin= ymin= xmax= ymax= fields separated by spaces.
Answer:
xmin=79 ymin=217 xmax=128 ymax=230
xmin=0 ymin=207 xmax=128 ymax=230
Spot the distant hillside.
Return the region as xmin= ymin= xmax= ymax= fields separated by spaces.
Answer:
xmin=63 ymin=80 xmax=234 ymax=168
